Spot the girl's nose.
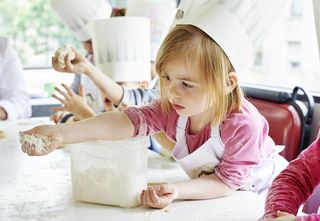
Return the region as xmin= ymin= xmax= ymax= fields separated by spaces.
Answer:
xmin=168 ymin=82 xmax=180 ymax=99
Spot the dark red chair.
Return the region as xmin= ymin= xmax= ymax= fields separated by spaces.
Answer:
xmin=248 ymin=98 xmax=302 ymax=161
xmin=245 ymin=86 xmax=314 ymax=161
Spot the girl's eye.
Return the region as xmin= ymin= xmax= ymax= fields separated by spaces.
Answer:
xmin=162 ymin=75 xmax=170 ymax=81
xmin=182 ymin=81 xmax=193 ymax=88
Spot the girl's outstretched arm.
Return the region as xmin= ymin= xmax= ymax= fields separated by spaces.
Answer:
xmin=20 ymin=111 xmax=135 ymax=156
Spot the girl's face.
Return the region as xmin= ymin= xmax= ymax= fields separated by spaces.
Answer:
xmin=162 ymin=59 xmax=210 ymax=118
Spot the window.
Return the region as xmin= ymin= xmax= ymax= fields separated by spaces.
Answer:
xmin=241 ymin=0 xmax=320 ymax=94
xmin=291 ymin=0 xmax=303 ymax=17
xmin=0 ymin=0 xmax=82 ymax=97
xmin=254 ymin=51 xmax=263 ymax=67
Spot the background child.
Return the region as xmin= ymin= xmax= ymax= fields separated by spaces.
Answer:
xmin=0 ymin=36 xmax=31 ymax=120
xmin=50 ymin=0 xmax=113 ymax=123
xmin=261 ymin=138 xmax=320 ymax=221
xmin=20 ymin=0 xmax=289 ymax=209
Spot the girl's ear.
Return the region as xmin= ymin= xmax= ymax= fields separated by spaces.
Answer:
xmin=227 ymin=72 xmax=238 ymax=93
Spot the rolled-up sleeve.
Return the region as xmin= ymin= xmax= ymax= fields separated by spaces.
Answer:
xmin=215 ymin=120 xmax=265 ymax=189
xmin=123 ymin=100 xmax=167 ymax=136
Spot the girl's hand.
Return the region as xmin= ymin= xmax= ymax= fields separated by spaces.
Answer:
xmin=19 ymin=124 xmax=63 ymax=156
xmin=139 ymin=184 xmax=178 ymax=209
xmin=263 ymin=211 xmax=297 ymax=221
xmin=52 ymin=47 xmax=90 ymax=74
xmin=51 ymin=84 xmax=95 ymax=120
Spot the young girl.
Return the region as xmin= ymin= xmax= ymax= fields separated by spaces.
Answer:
xmin=261 ymin=137 xmax=320 ymax=221
xmin=20 ymin=23 xmax=287 ymax=208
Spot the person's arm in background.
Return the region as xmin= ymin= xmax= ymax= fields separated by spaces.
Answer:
xmin=52 ymin=48 xmax=123 ymax=106
xmin=50 ymin=74 xmax=81 ymax=124
xmin=262 ymin=138 xmax=320 ymax=220
xmin=0 ymin=38 xmax=31 ymax=120
xmin=52 ymin=47 xmax=160 ymax=107
xmin=121 ymin=88 xmax=160 ymax=106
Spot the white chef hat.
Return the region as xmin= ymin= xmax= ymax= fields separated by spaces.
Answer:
xmin=91 ymin=17 xmax=151 ymax=82
xmin=173 ymin=0 xmax=289 ymax=74
xmin=126 ymin=0 xmax=177 ymax=61
xmin=51 ymin=0 xmax=112 ymax=42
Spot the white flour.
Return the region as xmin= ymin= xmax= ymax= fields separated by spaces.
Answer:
xmin=0 ymin=130 xmax=7 ymax=139
xmin=54 ymin=45 xmax=75 ymax=69
xmin=20 ymin=134 xmax=51 ymax=153
xmin=72 ymin=167 xmax=147 ymax=208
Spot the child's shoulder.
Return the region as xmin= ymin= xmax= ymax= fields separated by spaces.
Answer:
xmin=222 ymin=99 xmax=266 ymax=134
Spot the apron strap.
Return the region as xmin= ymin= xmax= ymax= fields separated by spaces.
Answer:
xmin=176 ymin=116 xmax=188 ymax=141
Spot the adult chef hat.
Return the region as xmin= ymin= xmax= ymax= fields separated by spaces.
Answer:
xmin=51 ymin=0 xmax=112 ymax=42
xmin=126 ymin=0 xmax=177 ymax=61
xmin=91 ymin=17 xmax=151 ymax=82
xmin=173 ymin=0 xmax=289 ymax=74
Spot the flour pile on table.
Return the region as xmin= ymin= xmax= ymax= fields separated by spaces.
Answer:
xmin=20 ymin=134 xmax=51 ymax=153
xmin=54 ymin=45 xmax=75 ymax=69
xmin=0 ymin=130 xmax=7 ymax=139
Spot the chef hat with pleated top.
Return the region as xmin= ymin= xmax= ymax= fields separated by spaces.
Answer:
xmin=126 ymin=0 xmax=177 ymax=61
xmin=173 ymin=0 xmax=289 ymax=74
xmin=91 ymin=17 xmax=151 ymax=82
xmin=51 ymin=0 xmax=112 ymax=42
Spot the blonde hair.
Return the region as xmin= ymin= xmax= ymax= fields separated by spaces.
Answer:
xmin=155 ymin=24 xmax=243 ymax=126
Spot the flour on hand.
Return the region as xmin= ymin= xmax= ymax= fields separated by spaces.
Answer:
xmin=20 ymin=134 xmax=52 ymax=153
xmin=54 ymin=45 xmax=75 ymax=69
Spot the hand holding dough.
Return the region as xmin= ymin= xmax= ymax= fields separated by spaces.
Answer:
xmin=54 ymin=45 xmax=75 ymax=69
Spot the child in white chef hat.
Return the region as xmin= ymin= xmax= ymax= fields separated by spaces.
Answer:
xmin=50 ymin=0 xmax=112 ymax=123
xmin=22 ymin=0 xmax=289 ymax=209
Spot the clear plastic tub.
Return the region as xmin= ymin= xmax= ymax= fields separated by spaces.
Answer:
xmin=68 ymin=137 xmax=150 ymax=208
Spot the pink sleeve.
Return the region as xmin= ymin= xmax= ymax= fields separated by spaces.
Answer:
xmin=263 ymin=138 xmax=320 ymax=218
xmin=215 ymin=117 xmax=266 ymax=189
xmin=123 ymin=100 xmax=168 ymax=136
xmin=297 ymin=214 xmax=320 ymax=221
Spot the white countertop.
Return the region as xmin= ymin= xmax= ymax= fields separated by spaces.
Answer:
xmin=0 ymin=118 xmax=266 ymax=221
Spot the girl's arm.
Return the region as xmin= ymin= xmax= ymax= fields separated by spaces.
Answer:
xmin=140 ymin=173 xmax=234 ymax=209
xmin=20 ymin=111 xmax=135 ymax=156
xmin=175 ymin=173 xmax=234 ymax=199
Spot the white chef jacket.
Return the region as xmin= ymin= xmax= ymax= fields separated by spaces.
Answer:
xmin=0 ymin=37 xmax=31 ymax=120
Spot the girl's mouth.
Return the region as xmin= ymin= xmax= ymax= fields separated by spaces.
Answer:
xmin=172 ymin=104 xmax=184 ymax=110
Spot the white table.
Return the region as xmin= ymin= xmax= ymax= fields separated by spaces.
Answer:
xmin=0 ymin=118 xmax=266 ymax=221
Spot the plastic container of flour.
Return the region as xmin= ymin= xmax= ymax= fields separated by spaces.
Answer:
xmin=68 ymin=137 xmax=150 ymax=208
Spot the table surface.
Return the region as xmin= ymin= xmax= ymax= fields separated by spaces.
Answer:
xmin=0 ymin=118 xmax=266 ymax=221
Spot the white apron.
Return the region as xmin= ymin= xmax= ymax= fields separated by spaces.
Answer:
xmin=172 ymin=116 xmax=288 ymax=194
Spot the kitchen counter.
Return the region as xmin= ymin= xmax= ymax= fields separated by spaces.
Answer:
xmin=0 ymin=118 xmax=266 ymax=221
